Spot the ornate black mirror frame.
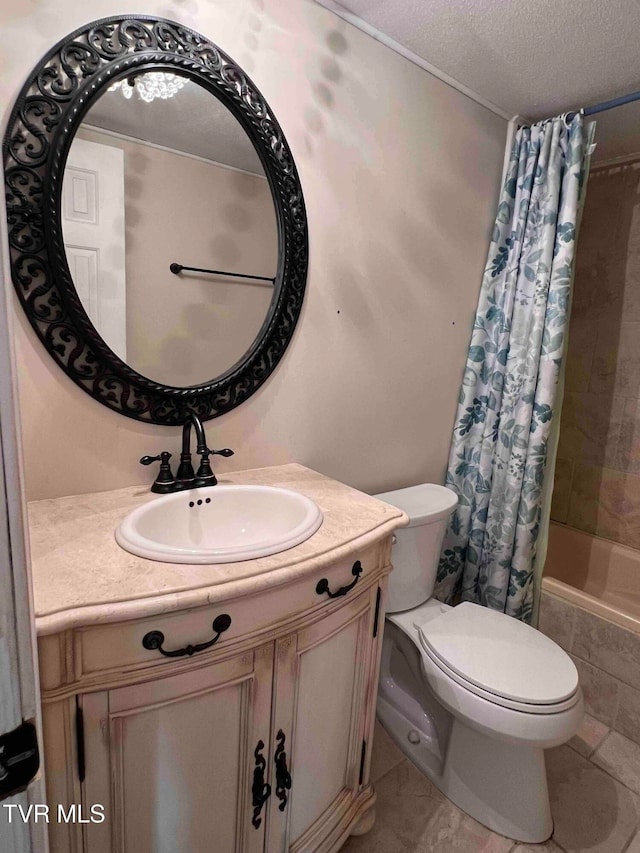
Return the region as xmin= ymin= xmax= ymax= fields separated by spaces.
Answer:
xmin=3 ymin=15 xmax=308 ymax=425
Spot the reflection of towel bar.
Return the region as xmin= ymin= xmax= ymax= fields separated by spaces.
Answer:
xmin=170 ymin=263 xmax=275 ymax=284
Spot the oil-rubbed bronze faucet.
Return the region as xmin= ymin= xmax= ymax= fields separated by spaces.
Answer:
xmin=140 ymin=413 xmax=234 ymax=493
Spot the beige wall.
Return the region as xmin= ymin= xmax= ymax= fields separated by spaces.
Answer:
xmin=1 ymin=0 xmax=507 ymax=501
xmin=77 ymin=127 xmax=277 ymax=387
xmin=552 ymin=157 xmax=640 ymax=550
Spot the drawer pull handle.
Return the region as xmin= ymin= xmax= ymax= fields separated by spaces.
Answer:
xmin=251 ymin=740 xmax=271 ymax=829
xmin=142 ymin=614 xmax=232 ymax=658
xmin=316 ymin=560 xmax=363 ymax=599
xmin=274 ymin=729 xmax=292 ymax=811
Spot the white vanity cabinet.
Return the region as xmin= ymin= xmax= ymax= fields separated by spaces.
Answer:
xmin=268 ymin=586 xmax=380 ymax=853
xmin=39 ymin=554 xmax=388 ymax=853
xmin=30 ymin=465 xmax=406 ymax=853
xmin=80 ymin=644 xmax=275 ymax=853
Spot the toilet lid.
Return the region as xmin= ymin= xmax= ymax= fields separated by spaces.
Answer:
xmin=418 ymin=602 xmax=579 ymax=705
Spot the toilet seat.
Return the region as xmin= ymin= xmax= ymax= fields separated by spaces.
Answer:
xmin=416 ymin=602 xmax=580 ymax=715
xmin=420 ymin=641 xmax=580 ymax=714
xmin=385 ymin=609 xmax=584 ymax=748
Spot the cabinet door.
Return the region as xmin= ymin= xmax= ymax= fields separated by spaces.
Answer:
xmin=81 ymin=645 xmax=274 ymax=853
xmin=268 ymin=588 xmax=378 ymax=853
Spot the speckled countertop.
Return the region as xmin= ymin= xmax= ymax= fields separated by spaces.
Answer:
xmin=28 ymin=463 xmax=407 ymax=635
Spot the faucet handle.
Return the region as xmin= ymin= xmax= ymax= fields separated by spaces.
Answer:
xmin=194 ymin=448 xmax=234 ymax=488
xmin=140 ymin=452 xmax=176 ymax=494
xmin=140 ymin=453 xmax=166 ymax=466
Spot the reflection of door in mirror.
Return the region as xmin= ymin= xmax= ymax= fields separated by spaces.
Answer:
xmin=61 ymin=73 xmax=279 ymax=389
xmin=62 ymin=138 xmax=127 ymax=360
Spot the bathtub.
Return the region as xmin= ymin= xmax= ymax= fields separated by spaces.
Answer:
xmin=542 ymin=522 xmax=640 ymax=634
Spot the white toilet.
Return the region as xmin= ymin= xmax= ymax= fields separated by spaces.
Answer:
xmin=374 ymin=484 xmax=583 ymax=844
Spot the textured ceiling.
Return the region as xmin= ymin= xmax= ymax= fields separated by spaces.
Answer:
xmin=331 ymin=0 xmax=640 ymax=119
xmin=85 ymin=75 xmax=264 ymax=175
xmin=89 ymin=6 xmax=640 ymax=166
xmin=323 ymin=0 xmax=640 ymax=159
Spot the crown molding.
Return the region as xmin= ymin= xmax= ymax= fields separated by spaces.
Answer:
xmin=313 ymin=0 xmax=512 ymax=121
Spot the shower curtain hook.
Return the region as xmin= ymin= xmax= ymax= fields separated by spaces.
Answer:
xmin=564 ymin=107 xmax=585 ymax=127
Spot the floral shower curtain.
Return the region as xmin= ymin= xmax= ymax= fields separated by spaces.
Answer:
xmin=435 ymin=114 xmax=594 ymax=623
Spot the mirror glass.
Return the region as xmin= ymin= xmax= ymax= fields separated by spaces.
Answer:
xmin=61 ymin=71 xmax=278 ymax=388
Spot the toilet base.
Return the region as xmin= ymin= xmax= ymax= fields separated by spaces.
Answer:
xmin=377 ymin=696 xmax=553 ymax=843
xmin=444 ymin=719 xmax=552 ymax=842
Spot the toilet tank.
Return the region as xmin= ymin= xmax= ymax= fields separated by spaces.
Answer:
xmin=374 ymin=484 xmax=458 ymax=613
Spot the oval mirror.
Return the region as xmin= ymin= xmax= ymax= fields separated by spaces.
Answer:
xmin=62 ymin=72 xmax=278 ymax=388
xmin=4 ymin=16 xmax=308 ymax=424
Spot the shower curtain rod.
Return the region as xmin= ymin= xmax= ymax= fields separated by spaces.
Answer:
xmin=583 ymin=88 xmax=640 ymax=115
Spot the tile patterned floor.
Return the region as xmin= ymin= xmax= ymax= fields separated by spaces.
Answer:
xmin=341 ymin=716 xmax=640 ymax=853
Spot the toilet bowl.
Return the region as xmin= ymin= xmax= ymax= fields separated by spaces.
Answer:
xmin=374 ymin=484 xmax=583 ymax=844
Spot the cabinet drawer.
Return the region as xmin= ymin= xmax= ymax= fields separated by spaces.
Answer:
xmin=74 ymin=542 xmax=387 ymax=681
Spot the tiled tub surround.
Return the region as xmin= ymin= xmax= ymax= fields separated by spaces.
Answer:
xmin=539 ymin=158 xmax=640 ymax=842
xmin=552 ymin=157 xmax=640 ymax=549
xmin=539 ymin=578 xmax=640 ymax=746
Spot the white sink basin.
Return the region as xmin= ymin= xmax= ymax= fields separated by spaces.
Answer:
xmin=115 ymin=485 xmax=324 ymax=564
